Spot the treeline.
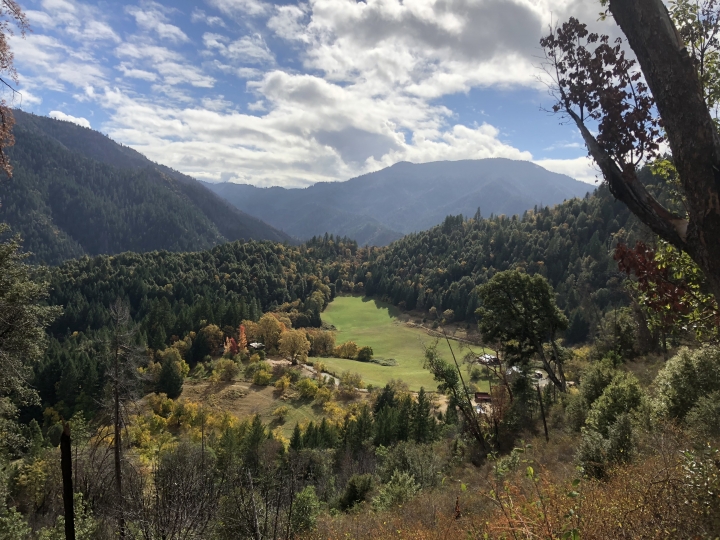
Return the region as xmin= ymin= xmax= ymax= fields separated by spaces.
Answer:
xmin=361 ymin=183 xmax=646 ymax=342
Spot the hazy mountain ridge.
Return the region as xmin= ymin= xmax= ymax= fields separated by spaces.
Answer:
xmin=0 ymin=112 xmax=292 ymax=264
xmin=205 ymin=159 xmax=594 ymax=246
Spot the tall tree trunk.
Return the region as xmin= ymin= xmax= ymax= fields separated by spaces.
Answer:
xmin=607 ymin=0 xmax=720 ymax=301
xmin=60 ymin=423 xmax=75 ymax=540
xmin=114 ymin=368 xmax=125 ymax=538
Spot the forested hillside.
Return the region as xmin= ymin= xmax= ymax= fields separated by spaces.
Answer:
xmin=206 ymin=159 xmax=594 ymax=246
xmin=0 ymin=112 xmax=292 ymax=264
xmin=360 ymin=183 xmax=643 ymax=342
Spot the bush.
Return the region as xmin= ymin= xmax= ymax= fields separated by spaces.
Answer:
xmin=253 ymin=370 xmax=272 ymax=386
xmin=685 ymin=391 xmax=720 ymax=439
xmin=213 ymin=358 xmax=239 ymax=382
xmin=296 ymin=377 xmax=319 ymax=399
xmin=585 ymin=373 xmax=643 ymax=437
xmin=563 ymin=390 xmax=589 ymax=432
xmin=606 ymin=413 xmax=635 ymax=464
xmin=577 ymin=428 xmax=610 ymax=479
xmin=356 ymin=346 xmax=374 ymax=362
xmin=314 ymin=386 xmax=333 ymax=404
xmin=272 ymin=405 xmax=290 ymax=420
xmin=372 ymin=470 xmax=419 ymax=510
xmin=290 ymin=486 xmax=321 ymax=534
xmin=654 ymin=345 xmax=720 ymax=420
xmin=338 ymin=474 xmax=373 ymax=511
xmin=580 ymin=359 xmax=617 ymax=406
xmin=274 ymin=375 xmax=291 ymax=393
xmin=334 ymin=341 xmax=359 ymax=359
xmin=244 ymin=361 xmax=271 ymax=379
xmin=376 ymin=441 xmax=443 ymax=488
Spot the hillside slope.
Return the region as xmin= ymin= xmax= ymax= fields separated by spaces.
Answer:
xmin=205 ymin=159 xmax=595 ymax=245
xmin=0 ymin=112 xmax=292 ymax=264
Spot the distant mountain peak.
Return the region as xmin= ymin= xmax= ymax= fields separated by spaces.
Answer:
xmin=205 ymin=158 xmax=594 ymax=246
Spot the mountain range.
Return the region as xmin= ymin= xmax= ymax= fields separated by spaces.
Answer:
xmin=0 ymin=110 xmax=292 ymax=264
xmin=204 ymin=159 xmax=595 ymax=246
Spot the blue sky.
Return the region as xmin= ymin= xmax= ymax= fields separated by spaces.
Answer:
xmin=8 ymin=0 xmax=612 ymax=187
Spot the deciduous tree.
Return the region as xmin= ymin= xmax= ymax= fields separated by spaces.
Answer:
xmin=476 ymin=270 xmax=569 ymax=391
xmin=278 ymin=329 xmax=310 ymax=365
xmin=540 ymin=0 xmax=720 ymax=304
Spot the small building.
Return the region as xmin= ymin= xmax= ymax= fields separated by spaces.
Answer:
xmin=249 ymin=342 xmax=265 ymax=350
xmin=475 ymin=391 xmax=492 ymax=403
xmin=476 ymin=353 xmax=500 ymax=366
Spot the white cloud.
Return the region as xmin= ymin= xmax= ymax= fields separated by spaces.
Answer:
xmin=14 ymin=0 xmax=623 ymax=189
xmin=118 ymin=63 xmax=158 ymax=81
xmin=116 ymin=41 xmax=216 ymax=88
xmin=191 ymin=8 xmax=226 ymax=27
xmin=127 ymin=5 xmax=189 ymax=43
xmin=207 ymin=0 xmax=271 ymax=18
xmin=49 ymin=110 xmax=91 ymax=128
xmin=533 ymin=156 xmax=600 ymax=185
xmin=204 ymin=32 xmax=275 ymax=65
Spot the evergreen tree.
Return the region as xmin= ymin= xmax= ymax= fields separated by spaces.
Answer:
xmin=411 ymin=387 xmax=434 ymax=443
xmin=290 ymin=423 xmax=303 ymax=451
xmin=0 ymin=225 xmax=60 ymax=453
xmin=156 ymin=354 xmax=183 ymax=399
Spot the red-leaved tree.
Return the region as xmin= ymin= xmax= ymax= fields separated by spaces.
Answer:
xmin=540 ymin=0 xmax=720 ymax=305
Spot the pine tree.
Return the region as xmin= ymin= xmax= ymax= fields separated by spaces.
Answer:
xmin=412 ymin=387 xmax=434 ymax=443
xmin=156 ymin=354 xmax=183 ymax=399
xmin=290 ymin=423 xmax=303 ymax=451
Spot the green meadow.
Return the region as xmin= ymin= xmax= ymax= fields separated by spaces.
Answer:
xmin=320 ymin=296 xmax=488 ymax=391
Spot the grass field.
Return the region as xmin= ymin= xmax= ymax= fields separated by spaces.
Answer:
xmin=321 ymin=296 xmax=488 ymax=391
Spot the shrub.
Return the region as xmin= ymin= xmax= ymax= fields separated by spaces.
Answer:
xmin=563 ymin=390 xmax=589 ymax=432
xmin=375 ymin=441 xmax=443 ymax=488
xmin=253 ymin=370 xmax=272 ymax=386
xmin=372 ymin=471 xmax=419 ymax=510
xmin=580 ymin=359 xmax=617 ymax=406
xmin=356 ymin=346 xmax=374 ymax=362
xmin=654 ymin=345 xmax=720 ymax=420
xmin=307 ymin=329 xmax=336 ymax=357
xmin=272 ymin=406 xmax=290 ymax=420
xmin=213 ymin=358 xmax=239 ymax=382
xmin=606 ymin=413 xmax=635 ymax=464
xmin=334 ymin=341 xmax=358 ymax=359
xmin=296 ymin=377 xmax=319 ymax=399
xmin=314 ymin=386 xmax=333 ymax=404
xmin=685 ymin=391 xmax=720 ymax=439
xmin=275 ymin=375 xmax=291 ymax=393
xmin=290 ymin=486 xmax=321 ymax=534
xmin=338 ymin=474 xmax=373 ymax=511
xmin=585 ymin=372 xmax=643 ymax=437
xmin=577 ymin=428 xmax=609 ymax=479
xmin=340 ymin=371 xmax=364 ymax=393
xmin=244 ymin=361 xmax=271 ymax=379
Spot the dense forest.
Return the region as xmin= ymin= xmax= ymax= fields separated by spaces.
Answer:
xmin=362 ymin=183 xmax=644 ymax=341
xmin=0 ymin=113 xmax=292 ymax=265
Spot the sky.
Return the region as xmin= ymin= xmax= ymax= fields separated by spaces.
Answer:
xmin=6 ymin=0 xmax=619 ymax=187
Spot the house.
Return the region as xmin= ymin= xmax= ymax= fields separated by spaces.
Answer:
xmin=474 ymin=392 xmax=492 ymax=403
xmin=249 ymin=342 xmax=265 ymax=350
